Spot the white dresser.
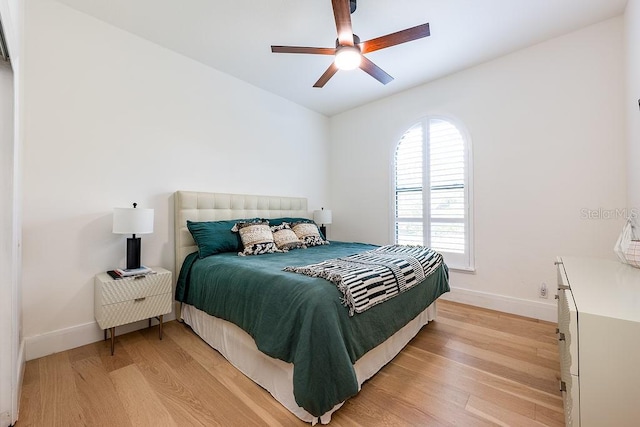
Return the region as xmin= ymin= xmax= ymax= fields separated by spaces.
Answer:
xmin=556 ymin=256 xmax=640 ymax=427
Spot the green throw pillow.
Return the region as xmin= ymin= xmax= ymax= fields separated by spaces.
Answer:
xmin=187 ymin=219 xmax=255 ymax=258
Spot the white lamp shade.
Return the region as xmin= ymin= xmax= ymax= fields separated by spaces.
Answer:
xmin=113 ymin=207 xmax=154 ymax=234
xmin=313 ymin=209 xmax=332 ymax=225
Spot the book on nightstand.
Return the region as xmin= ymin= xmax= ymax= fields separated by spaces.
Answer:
xmin=106 ymin=270 xmax=122 ymax=280
xmin=107 ymin=266 xmax=154 ymax=279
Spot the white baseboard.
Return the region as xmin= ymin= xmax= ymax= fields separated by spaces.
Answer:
xmin=25 ymin=311 xmax=177 ymax=361
xmin=440 ymin=286 xmax=557 ymax=323
xmin=25 ymin=290 xmax=555 ymax=361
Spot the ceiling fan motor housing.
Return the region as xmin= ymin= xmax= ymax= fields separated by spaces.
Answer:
xmin=335 ymin=34 xmax=361 ymax=48
xmin=350 ymin=0 xmax=356 ymax=14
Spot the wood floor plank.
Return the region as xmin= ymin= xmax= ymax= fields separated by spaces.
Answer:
xmin=118 ymin=331 xmax=222 ymax=426
xmin=398 ymin=333 xmax=563 ymax=411
xmin=15 ymin=360 xmax=41 ymax=427
xmin=445 ymin=340 xmax=559 ymax=383
xmin=68 ymin=338 xmax=134 ymax=373
xmin=473 ymin=375 xmax=562 ymax=412
xmin=434 ymin=313 xmax=559 ymax=354
xmin=535 ymin=404 xmax=565 ymax=427
xmin=71 ymin=356 xmax=132 ymax=426
xmin=465 ymin=395 xmax=548 ymax=427
xmin=17 ymin=300 xmax=564 ymax=426
xmin=389 ymin=345 xmax=561 ymax=425
xmin=367 ymin=369 xmax=494 ymax=426
xmin=390 ymin=349 xmax=538 ymax=419
xmin=109 ymin=364 xmax=178 ymax=426
xmin=438 ymin=304 xmax=558 ymax=347
xmin=38 ymin=352 xmax=86 ymax=426
xmin=330 ymin=368 xmax=455 ymax=427
xmin=426 ymin=319 xmax=560 ymax=371
xmin=404 ymin=347 xmax=562 ymax=410
xmin=417 ymin=333 xmax=561 ymax=395
xmin=162 ymin=321 xmax=303 ymax=426
xmin=537 ymin=347 xmax=560 ymax=362
xmin=123 ymin=326 xmax=279 ymax=426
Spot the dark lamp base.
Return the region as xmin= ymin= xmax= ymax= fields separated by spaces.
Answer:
xmin=126 ymin=237 xmax=141 ymax=270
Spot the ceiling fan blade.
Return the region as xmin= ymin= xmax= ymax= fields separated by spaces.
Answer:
xmin=313 ymin=63 xmax=339 ymax=88
xmin=360 ymin=23 xmax=430 ymax=54
xmin=332 ymin=0 xmax=354 ymax=46
xmin=271 ymin=46 xmax=336 ymax=55
xmin=359 ymin=56 xmax=393 ymax=85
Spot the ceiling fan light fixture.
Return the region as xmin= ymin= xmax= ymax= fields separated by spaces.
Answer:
xmin=270 ymin=0 xmax=430 ymax=87
xmin=334 ymin=46 xmax=361 ymax=70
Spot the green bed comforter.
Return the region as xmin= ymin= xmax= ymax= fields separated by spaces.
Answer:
xmin=175 ymin=241 xmax=449 ymax=417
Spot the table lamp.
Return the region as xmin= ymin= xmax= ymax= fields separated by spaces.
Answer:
xmin=113 ymin=203 xmax=154 ymax=270
xmin=313 ymin=207 xmax=332 ymax=239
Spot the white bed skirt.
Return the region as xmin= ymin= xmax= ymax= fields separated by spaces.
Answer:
xmin=181 ymin=301 xmax=437 ymax=424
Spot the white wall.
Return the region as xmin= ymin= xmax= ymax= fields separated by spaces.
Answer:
xmin=329 ymin=18 xmax=626 ymax=321
xmin=626 ymin=0 xmax=640 ymax=211
xmin=21 ymin=0 xmax=330 ymax=359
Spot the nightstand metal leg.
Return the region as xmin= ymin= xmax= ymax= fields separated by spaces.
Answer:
xmin=110 ymin=327 xmax=115 ymax=356
xmin=159 ymin=315 xmax=164 ymax=340
xmin=104 ymin=329 xmax=107 ymax=341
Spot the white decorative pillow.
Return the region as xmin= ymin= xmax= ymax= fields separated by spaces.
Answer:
xmin=232 ymin=220 xmax=282 ymax=256
xmin=291 ymin=222 xmax=329 ymax=247
xmin=271 ymin=223 xmax=306 ymax=251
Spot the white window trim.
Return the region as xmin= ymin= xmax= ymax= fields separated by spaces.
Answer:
xmin=389 ymin=114 xmax=475 ymax=273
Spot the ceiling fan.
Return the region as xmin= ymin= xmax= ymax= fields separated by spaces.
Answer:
xmin=271 ymin=0 xmax=430 ymax=88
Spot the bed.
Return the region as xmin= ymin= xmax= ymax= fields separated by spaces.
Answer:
xmin=174 ymin=191 xmax=450 ymax=424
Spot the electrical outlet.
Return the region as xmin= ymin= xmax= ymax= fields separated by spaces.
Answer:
xmin=539 ymin=282 xmax=548 ymax=299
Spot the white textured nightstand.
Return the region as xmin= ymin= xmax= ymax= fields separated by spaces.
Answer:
xmin=94 ymin=267 xmax=172 ymax=355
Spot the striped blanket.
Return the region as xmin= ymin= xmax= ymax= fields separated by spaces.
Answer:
xmin=284 ymin=245 xmax=443 ymax=315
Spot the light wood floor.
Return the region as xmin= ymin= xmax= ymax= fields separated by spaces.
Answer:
xmin=16 ymin=300 xmax=564 ymax=426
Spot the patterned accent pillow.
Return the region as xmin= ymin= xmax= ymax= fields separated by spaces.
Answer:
xmin=231 ymin=220 xmax=282 ymax=256
xmin=291 ymin=222 xmax=330 ymax=247
xmin=271 ymin=223 xmax=306 ymax=252
xmin=268 ymin=217 xmax=326 ymax=240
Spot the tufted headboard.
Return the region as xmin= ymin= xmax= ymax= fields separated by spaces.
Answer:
xmin=174 ymin=191 xmax=310 ymax=274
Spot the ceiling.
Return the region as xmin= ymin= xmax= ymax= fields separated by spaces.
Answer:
xmin=56 ymin=0 xmax=628 ymax=116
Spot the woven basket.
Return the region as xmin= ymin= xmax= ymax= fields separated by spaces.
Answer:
xmin=624 ymin=240 xmax=640 ymax=268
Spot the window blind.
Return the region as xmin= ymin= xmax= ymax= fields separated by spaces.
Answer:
xmin=394 ymin=118 xmax=469 ymax=262
xmin=395 ymin=123 xmax=423 ymax=245
xmin=429 ymin=119 xmax=465 ymax=254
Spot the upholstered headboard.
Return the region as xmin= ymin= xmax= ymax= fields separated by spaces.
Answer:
xmin=174 ymin=191 xmax=310 ymax=274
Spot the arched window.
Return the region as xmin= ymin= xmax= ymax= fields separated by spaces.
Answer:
xmin=394 ymin=117 xmax=473 ymax=270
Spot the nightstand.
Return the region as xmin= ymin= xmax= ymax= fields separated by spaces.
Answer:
xmin=94 ymin=267 xmax=172 ymax=355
